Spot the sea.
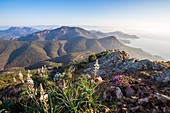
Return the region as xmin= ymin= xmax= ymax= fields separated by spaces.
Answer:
xmin=125 ymin=34 xmax=170 ymax=61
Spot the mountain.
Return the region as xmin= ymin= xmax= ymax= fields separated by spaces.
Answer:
xmin=17 ymin=26 xmax=98 ymax=41
xmin=0 ymin=35 xmax=164 ymax=69
xmin=106 ymin=31 xmax=139 ymax=39
xmin=90 ymin=30 xmax=108 ymax=38
xmin=90 ymin=30 xmax=139 ymax=39
xmin=32 ymin=25 xmax=59 ymax=30
xmin=0 ymin=27 xmax=39 ymax=40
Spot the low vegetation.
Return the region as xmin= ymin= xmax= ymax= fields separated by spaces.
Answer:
xmin=0 ymin=50 xmax=170 ymax=113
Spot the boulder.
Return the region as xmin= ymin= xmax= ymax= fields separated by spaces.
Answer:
xmin=103 ymin=86 xmax=123 ymax=101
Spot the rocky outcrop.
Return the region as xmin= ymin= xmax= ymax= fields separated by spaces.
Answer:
xmin=84 ymin=50 xmax=166 ymax=78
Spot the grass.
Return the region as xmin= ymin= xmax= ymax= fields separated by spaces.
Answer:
xmin=0 ymin=69 xmax=107 ymax=113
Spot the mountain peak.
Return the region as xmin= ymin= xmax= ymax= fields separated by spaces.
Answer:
xmin=7 ymin=27 xmax=21 ymax=31
xmin=18 ymin=26 xmax=98 ymax=41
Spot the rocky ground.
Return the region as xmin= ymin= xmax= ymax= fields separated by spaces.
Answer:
xmin=83 ymin=50 xmax=170 ymax=112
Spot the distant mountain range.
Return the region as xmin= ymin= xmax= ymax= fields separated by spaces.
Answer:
xmin=0 ymin=26 xmax=164 ymax=69
xmin=0 ymin=27 xmax=39 ymax=40
xmin=0 ymin=26 xmax=139 ymax=41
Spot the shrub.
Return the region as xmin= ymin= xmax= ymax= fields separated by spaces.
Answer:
xmin=88 ymin=54 xmax=97 ymax=62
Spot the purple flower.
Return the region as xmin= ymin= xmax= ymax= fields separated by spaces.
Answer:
xmin=112 ymin=75 xmax=131 ymax=87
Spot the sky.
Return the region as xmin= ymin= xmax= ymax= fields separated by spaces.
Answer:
xmin=0 ymin=0 xmax=170 ymax=35
xmin=0 ymin=0 xmax=170 ymax=59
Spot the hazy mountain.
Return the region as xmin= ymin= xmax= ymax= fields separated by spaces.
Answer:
xmin=0 ymin=27 xmax=39 ymax=40
xmin=0 ymin=35 xmax=164 ymax=69
xmin=90 ymin=30 xmax=108 ymax=38
xmin=106 ymin=31 xmax=139 ymax=39
xmin=90 ymin=30 xmax=139 ymax=39
xmin=0 ymin=26 xmax=11 ymax=30
xmin=32 ymin=25 xmax=59 ymax=30
xmin=17 ymin=26 xmax=98 ymax=41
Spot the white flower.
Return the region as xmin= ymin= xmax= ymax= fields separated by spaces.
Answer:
xmin=13 ymin=77 xmax=16 ymax=82
xmin=19 ymin=71 xmax=24 ymax=83
xmin=93 ymin=59 xmax=100 ymax=78
xmin=39 ymin=83 xmax=48 ymax=102
xmin=40 ymin=83 xmax=45 ymax=95
xmin=26 ymin=74 xmax=35 ymax=98
xmin=27 ymin=70 xmax=32 ymax=77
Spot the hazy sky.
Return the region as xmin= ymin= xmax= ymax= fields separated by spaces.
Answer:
xmin=0 ymin=0 xmax=170 ymax=34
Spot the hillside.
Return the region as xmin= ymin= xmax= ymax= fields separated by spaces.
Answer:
xmin=0 ymin=35 xmax=164 ymax=69
xmin=0 ymin=27 xmax=39 ymax=40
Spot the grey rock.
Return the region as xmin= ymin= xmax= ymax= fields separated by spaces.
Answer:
xmin=160 ymin=69 xmax=170 ymax=82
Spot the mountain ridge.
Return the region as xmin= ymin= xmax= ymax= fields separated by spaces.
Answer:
xmin=0 ymin=36 xmax=164 ymax=69
xmin=0 ymin=26 xmax=165 ymax=69
xmin=0 ymin=27 xmax=39 ymax=40
xmin=17 ymin=26 xmax=98 ymax=41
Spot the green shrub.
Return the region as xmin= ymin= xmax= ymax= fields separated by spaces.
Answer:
xmin=88 ymin=54 xmax=97 ymax=62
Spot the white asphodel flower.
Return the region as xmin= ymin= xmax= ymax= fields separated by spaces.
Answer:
xmin=94 ymin=59 xmax=100 ymax=70
xmin=19 ymin=71 xmax=24 ymax=83
xmin=27 ymin=69 xmax=32 ymax=77
xmin=93 ymin=59 xmax=100 ymax=78
xmin=41 ymin=66 xmax=45 ymax=74
xmin=40 ymin=83 xmax=45 ymax=95
xmin=27 ymin=76 xmax=34 ymax=85
xmin=62 ymin=79 xmax=67 ymax=90
xmin=39 ymin=83 xmax=48 ymax=102
xmin=13 ymin=77 xmax=16 ymax=82
xmin=40 ymin=94 xmax=48 ymax=102
xmin=26 ymin=75 xmax=35 ymax=98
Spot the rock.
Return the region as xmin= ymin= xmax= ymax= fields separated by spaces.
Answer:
xmin=154 ymin=69 xmax=170 ymax=83
xmin=124 ymin=97 xmax=136 ymax=103
xmin=160 ymin=69 xmax=170 ymax=83
xmin=103 ymin=86 xmax=123 ymax=101
xmin=149 ymin=109 xmax=158 ymax=113
xmin=119 ymin=58 xmax=136 ymax=69
xmin=125 ymin=86 xmax=135 ymax=97
xmin=116 ymin=87 xmax=123 ymax=99
xmin=161 ymin=106 xmax=170 ymax=113
xmin=138 ymin=97 xmax=149 ymax=104
xmin=96 ymin=69 xmax=106 ymax=77
xmin=126 ymin=61 xmax=144 ymax=71
xmin=83 ymin=68 xmax=91 ymax=73
xmin=130 ymin=106 xmax=140 ymax=112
